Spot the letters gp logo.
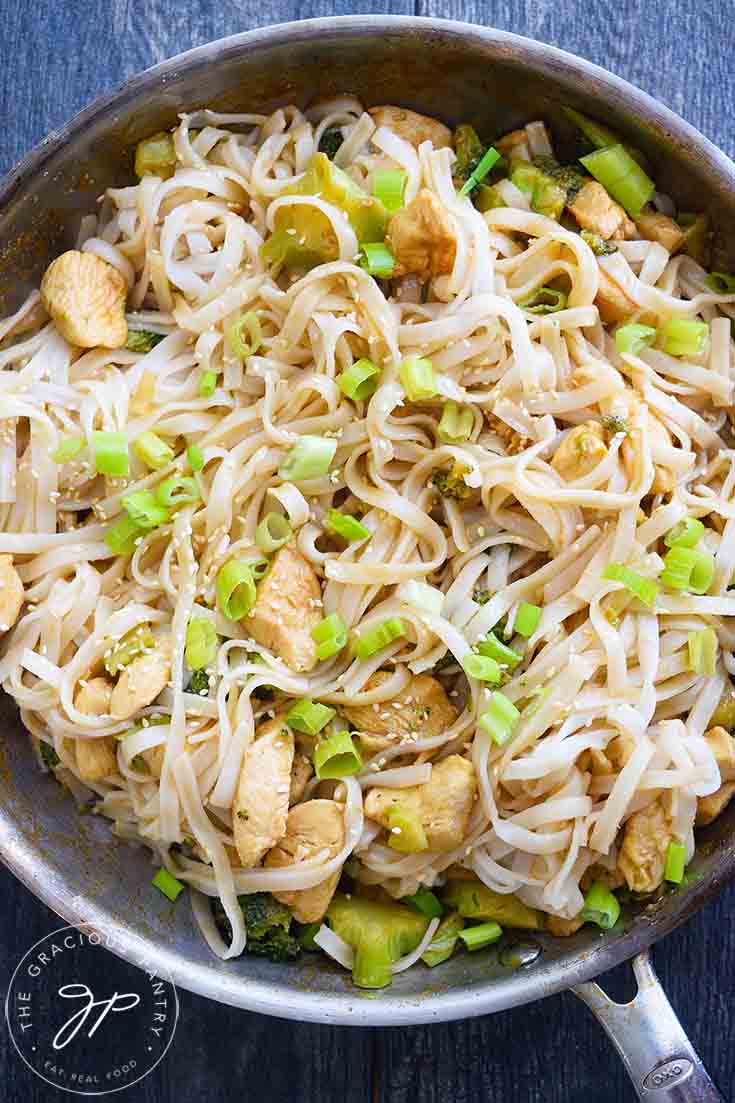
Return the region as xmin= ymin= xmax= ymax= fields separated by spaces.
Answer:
xmin=5 ymin=924 xmax=178 ymax=1095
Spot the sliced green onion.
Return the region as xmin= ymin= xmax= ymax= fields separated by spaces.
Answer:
xmin=476 ymin=632 xmax=522 ymax=670
xmin=705 ymin=272 xmax=735 ymax=295
xmin=256 ymin=512 xmax=292 ymax=553
xmin=660 ymin=546 xmax=714 ymax=595
xmin=458 ymin=921 xmax=503 ymax=951
xmin=105 ymin=515 xmax=145 ymax=556
xmin=298 ymin=922 xmax=322 ymax=951
xmin=664 ymin=840 xmax=687 ymax=884
xmin=105 ymin=624 xmax=154 ymax=677
xmin=185 ymin=618 xmax=218 ymax=671
xmin=52 ymin=436 xmax=84 ymax=464
xmin=581 ymin=881 xmax=620 ymax=929
xmin=187 ymin=444 xmax=204 ymax=472
xmin=580 ymin=144 xmax=655 ymax=218
xmin=396 ymin=580 xmax=445 ymax=616
xmin=92 ymin=431 xmax=129 ymax=477
xmin=438 ymin=400 xmax=474 ymax=443
xmin=287 ymin=698 xmax=336 ymax=735
xmin=520 ymin=286 xmax=568 ymax=315
xmin=514 ymin=603 xmax=541 ymax=638
xmin=479 ymin=692 xmax=521 ymax=745
xmin=687 ymin=628 xmax=718 ymax=676
xmin=421 ymin=912 xmax=465 ymax=967
xmin=227 ymin=311 xmax=262 ymax=360
xmin=337 ymin=358 xmax=381 ymax=401
xmin=325 ymin=509 xmax=370 ymax=543
xmin=463 ymin=653 xmax=502 ymax=683
xmin=216 ymin=560 xmax=261 ymax=620
xmin=602 ymin=563 xmax=659 ymax=608
xmin=198 ymin=370 xmax=217 ymax=397
xmin=353 ymin=617 xmax=406 ymax=660
xmin=156 ymin=476 xmax=200 ymax=510
xmin=132 ymin=430 xmax=174 ymax=471
xmin=399 ymin=356 xmax=436 ymax=401
xmin=664 ymin=517 xmax=704 ymax=549
xmin=372 ymin=169 xmax=406 ymax=214
xmin=121 ymin=490 xmax=170 ymax=530
xmin=360 ymin=242 xmax=395 ymax=277
xmin=661 ymin=318 xmax=709 ymax=358
xmin=459 ymin=145 xmax=501 ymax=197
xmin=278 ymin=435 xmax=337 ymax=482
xmin=403 ymin=889 xmax=444 ymax=919
xmin=615 ymin=323 xmax=657 ymax=356
xmin=152 ymin=867 xmax=185 ymax=902
xmin=386 ymin=804 xmax=429 ymax=853
xmin=313 ymin=728 xmax=362 ymax=780
xmin=311 ymin=612 xmax=348 ymax=661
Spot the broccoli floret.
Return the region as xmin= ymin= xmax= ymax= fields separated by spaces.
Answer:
xmin=473 ymin=588 xmax=492 ymax=605
xmin=532 ymin=156 xmax=587 ymax=203
xmin=213 ymin=893 xmax=301 ymax=963
xmin=40 ymin=741 xmax=60 ymax=769
xmin=318 ymin=128 xmax=343 ymax=160
xmin=125 ymin=329 xmax=166 ymax=354
xmin=431 ymin=462 xmax=473 ymax=500
xmin=600 ymin=414 xmax=629 ymax=436
xmin=580 ymin=229 xmax=618 ymax=256
xmin=453 ymin=123 xmax=486 ymax=182
xmin=189 ymin=668 xmax=210 ymax=696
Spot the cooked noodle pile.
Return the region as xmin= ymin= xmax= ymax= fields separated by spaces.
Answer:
xmin=2 ymin=97 xmax=735 ymax=977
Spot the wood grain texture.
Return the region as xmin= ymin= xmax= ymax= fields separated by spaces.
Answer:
xmin=2 ymin=3 xmax=735 ymax=1101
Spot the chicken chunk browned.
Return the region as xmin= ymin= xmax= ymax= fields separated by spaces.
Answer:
xmin=40 ymin=250 xmax=128 ymax=349
xmin=247 ymin=545 xmax=322 ymax=673
xmin=551 ymin=422 xmax=607 ymax=480
xmin=266 ymin=799 xmax=345 ymax=922
xmin=73 ymin=678 xmax=117 ymax=782
xmin=289 ymin=752 xmax=314 ymax=806
xmin=386 ymin=189 xmax=457 ymax=281
xmin=569 ymin=182 xmax=631 ymax=241
xmin=368 ymin=106 xmax=451 ymax=150
xmin=636 ymin=208 xmax=685 ymax=254
xmin=704 ymin=726 xmax=735 ymax=781
xmin=595 ymin=268 xmax=636 ymax=324
xmin=233 ymin=716 xmax=294 ymax=868
xmin=547 ymin=914 xmax=584 ymax=937
xmin=342 ymin=672 xmax=457 ymax=757
xmin=617 ymin=799 xmax=671 ymax=893
xmin=696 ymin=782 xmax=735 ymax=826
xmin=364 ymin=754 xmax=477 ymax=850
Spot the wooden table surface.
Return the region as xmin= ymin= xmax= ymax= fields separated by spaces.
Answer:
xmin=1 ymin=2 xmax=734 ymax=1100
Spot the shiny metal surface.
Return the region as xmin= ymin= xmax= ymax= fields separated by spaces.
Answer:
xmin=574 ymin=953 xmax=725 ymax=1102
xmin=1 ymin=16 xmax=734 ymax=1037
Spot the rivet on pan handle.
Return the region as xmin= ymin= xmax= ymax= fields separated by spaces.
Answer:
xmin=573 ymin=951 xmax=725 ymax=1102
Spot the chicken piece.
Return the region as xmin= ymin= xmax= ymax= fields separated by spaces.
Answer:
xmin=578 ymin=747 xmax=613 ymax=776
xmin=73 ymin=678 xmax=117 ymax=782
xmin=247 ymin=545 xmax=321 ymax=673
xmin=636 ymin=208 xmax=685 ymax=254
xmin=368 ymin=106 xmax=451 ymax=150
xmin=495 ymin=128 xmax=531 ymax=160
xmin=610 ymin=215 xmax=637 ymax=241
xmin=696 ymin=781 xmax=735 ymax=826
xmin=0 ymin=555 xmax=24 ymax=632
xmin=704 ymin=726 xmax=735 ymax=781
xmin=342 ymin=672 xmax=457 ymax=756
xmin=581 ymin=862 xmax=625 ymax=892
xmin=266 ymin=799 xmax=345 ymax=922
xmin=109 ymin=637 xmax=172 ymax=720
xmin=386 ymin=189 xmax=457 ymax=281
xmin=40 ymin=250 xmax=128 ymax=349
xmin=364 ymin=754 xmax=477 ymax=850
xmin=233 ymin=716 xmax=294 ymax=868
xmin=289 ymin=752 xmax=313 ymax=805
xmin=551 ymin=421 xmax=607 ymax=480
xmin=547 ymin=914 xmax=584 ymax=937
xmin=568 ymin=182 xmax=630 ymax=240
xmin=607 ymin=733 xmax=636 ymax=771
xmin=595 ymin=267 xmax=637 ymax=324
xmin=617 ymin=799 xmax=671 ymax=893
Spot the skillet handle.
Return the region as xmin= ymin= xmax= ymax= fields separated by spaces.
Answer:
xmin=573 ymin=951 xmax=725 ymax=1102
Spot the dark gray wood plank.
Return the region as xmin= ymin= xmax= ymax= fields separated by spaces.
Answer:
xmin=417 ymin=0 xmax=735 ymax=160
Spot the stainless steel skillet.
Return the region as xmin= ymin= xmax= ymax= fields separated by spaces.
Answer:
xmin=0 ymin=17 xmax=733 ymax=1100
